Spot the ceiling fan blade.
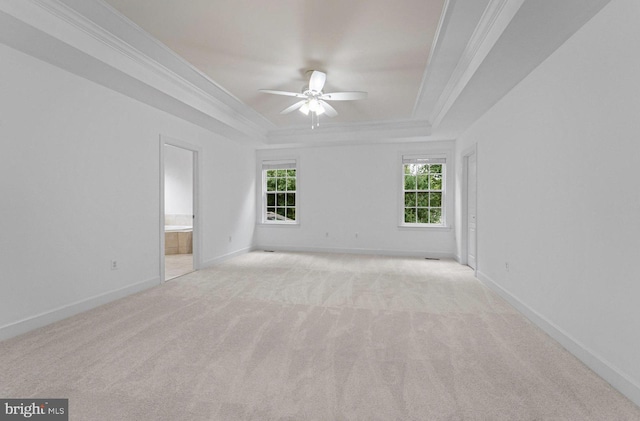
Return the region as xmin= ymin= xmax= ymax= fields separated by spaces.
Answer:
xmin=320 ymin=91 xmax=368 ymax=101
xmin=259 ymin=89 xmax=306 ymax=98
xmin=319 ymin=100 xmax=338 ymax=117
xmin=308 ymin=71 xmax=326 ymax=92
xmin=280 ymin=100 xmax=307 ymax=114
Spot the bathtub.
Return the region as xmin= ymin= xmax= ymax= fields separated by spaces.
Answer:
xmin=165 ymin=226 xmax=193 ymax=254
xmin=165 ymin=225 xmax=192 ymax=232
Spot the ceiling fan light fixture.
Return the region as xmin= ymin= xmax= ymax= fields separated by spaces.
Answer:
xmin=308 ymin=98 xmax=320 ymax=113
xmin=259 ymin=70 xmax=367 ymax=128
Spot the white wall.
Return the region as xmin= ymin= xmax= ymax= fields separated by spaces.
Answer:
xmin=0 ymin=43 xmax=255 ymax=339
xmin=255 ymin=141 xmax=456 ymax=257
xmin=455 ymin=0 xmax=640 ymax=404
xmin=164 ymin=145 xmax=193 ymax=218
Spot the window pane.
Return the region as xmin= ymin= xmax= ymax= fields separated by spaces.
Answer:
xmin=430 ymin=174 xmax=442 ymax=190
xmin=430 ymin=208 xmax=442 ymax=224
xmin=417 ymin=208 xmax=429 ymax=223
xmin=266 ymin=178 xmax=276 ymax=191
xmin=266 ymin=193 xmax=276 ymax=207
xmin=267 ymin=208 xmax=276 ymax=220
xmin=401 ymin=159 xmax=445 ymax=226
xmin=417 ymin=192 xmax=429 ymax=207
xmin=417 ymin=174 xmax=429 ymax=190
xmin=404 ymin=175 xmax=416 ymax=190
xmin=264 ymin=165 xmax=297 ymax=223
xmin=404 ymin=192 xmax=416 ymax=207
xmin=286 ymin=177 xmax=296 ymax=191
xmin=404 ymin=208 xmax=416 ymax=223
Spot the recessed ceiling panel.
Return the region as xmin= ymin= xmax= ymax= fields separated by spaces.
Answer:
xmin=102 ymin=0 xmax=445 ymax=128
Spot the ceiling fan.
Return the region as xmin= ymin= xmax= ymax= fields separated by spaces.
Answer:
xmin=259 ymin=70 xmax=367 ymax=129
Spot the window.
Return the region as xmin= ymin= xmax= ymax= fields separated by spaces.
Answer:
xmin=262 ymin=160 xmax=297 ymax=223
xmin=402 ymin=156 xmax=445 ymax=225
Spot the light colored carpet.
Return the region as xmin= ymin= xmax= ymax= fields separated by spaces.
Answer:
xmin=1 ymin=251 xmax=639 ymax=420
xmin=165 ymin=253 xmax=194 ymax=280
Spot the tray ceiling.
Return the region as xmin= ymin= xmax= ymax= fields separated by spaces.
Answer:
xmin=102 ymin=0 xmax=445 ymax=129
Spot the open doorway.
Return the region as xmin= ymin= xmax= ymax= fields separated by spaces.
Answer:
xmin=466 ymin=152 xmax=477 ymax=270
xmin=160 ymin=137 xmax=200 ymax=282
xmin=461 ymin=146 xmax=477 ymax=272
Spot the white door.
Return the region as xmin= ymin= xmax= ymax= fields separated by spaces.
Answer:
xmin=467 ymin=153 xmax=477 ymax=269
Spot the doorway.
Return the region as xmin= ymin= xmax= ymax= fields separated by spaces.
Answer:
xmin=466 ymin=152 xmax=477 ymax=270
xmin=461 ymin=146 xmax=477 ymax=271
xmin=160 ymin=137 xmax=200 ymax=282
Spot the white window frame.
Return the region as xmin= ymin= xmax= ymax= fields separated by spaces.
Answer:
xmin=400 ymin=154 xmax=447 ymax=228
xmin=261 ymin=159 xmax=298 ymax=225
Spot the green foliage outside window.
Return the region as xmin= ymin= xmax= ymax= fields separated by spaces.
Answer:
xmin=403 ymin=163 xmax=444 ymax=224
xmin=265 ymin=168 xmax=296 ymax=222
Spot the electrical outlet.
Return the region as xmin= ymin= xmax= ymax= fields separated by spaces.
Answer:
xmin=505 ymin=262 xmax=509 ymax=272
xmin=110 ymin=260 xmax=119 ymax=270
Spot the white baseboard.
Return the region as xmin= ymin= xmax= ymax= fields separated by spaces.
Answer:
xmin=1 ymin=247 xmax=255 ymax=341
xmin=255 ymin=244 xmax=454 ymax=260
xmin=0 ymin=277 xmax=159 ymax=341
xmin=201 ymin=246 xmax=254 ymax=268
xmin=476 ymin=270 xmax=640 ymax=407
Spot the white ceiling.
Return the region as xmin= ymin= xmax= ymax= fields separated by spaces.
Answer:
xmin=101 ymin=0 xmax=445 ymax=128
xmin=0 ymin=0 xmax=613 ymax=145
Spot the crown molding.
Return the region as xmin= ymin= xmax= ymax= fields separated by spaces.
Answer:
xmin=0 ymin=0 xmax=271 ymax=143
xmin=266 ymin=119 xmax=432 ymax=146
xmin=427 ymin=0 xmax=525 ymax=129
xmin=413 ymin=0 xmax=455 ymax=117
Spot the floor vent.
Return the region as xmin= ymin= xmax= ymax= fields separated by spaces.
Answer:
xmin=425 ymin=257 xmax=440 ymax=260
xmin=264 ymin=250 xmax=275 ymax=253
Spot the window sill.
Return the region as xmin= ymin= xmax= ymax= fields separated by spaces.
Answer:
xmin=397 ymin=224 xmax=452 ymax=231
xmin=257 ymin=222 xmax=300 ymax=227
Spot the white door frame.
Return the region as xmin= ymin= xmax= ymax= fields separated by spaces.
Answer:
xmin=460 ymin=144 xmax=477 ymax=274
xmin=159 ymin=135 xmax=202 ymax=283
